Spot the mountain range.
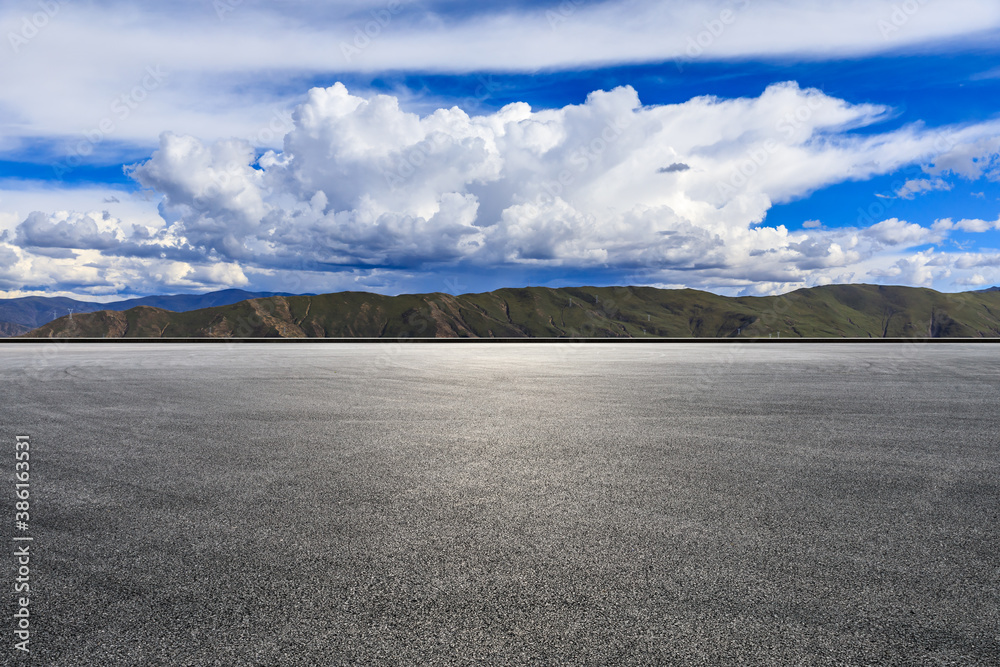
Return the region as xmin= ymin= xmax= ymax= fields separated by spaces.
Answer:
xmin=15 ymin=284 xmax=1000 ymax=339
xmin=0 ymin=289 xmax=303 ymax=337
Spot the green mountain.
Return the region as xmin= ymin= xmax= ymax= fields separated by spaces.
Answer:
xmin=18 ymin=284 xmax=1000 ymax=339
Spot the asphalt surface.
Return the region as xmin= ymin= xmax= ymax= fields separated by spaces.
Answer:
xmin=1 ymin=343 xmax=999 ymax=666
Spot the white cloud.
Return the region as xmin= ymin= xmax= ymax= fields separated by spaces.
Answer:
xmin=0 ymin=183 xmax=163 ymax=232
xmin=176 ymin=262 xmax=249 ymax=289
xmin=936 ymin=215 xmax=1000 ymax=233
xmin=3 ymin=83 xmax=974 ymax=292
xmin=133 ymin=82 xmax=1000 ymax=272
xmin=2 ymin=0 xmax=1000 ymax=153
xmin=893 ymin=177 xmax=953 ymax=199
xmin=862 ymin=217 xmax=947 ymax=246
xmin=954 ymin=253 xmax=1000 ymax=270
xmin=961 ymin=273 xmax=990 ymax=286
xmin=5 ymin=81 xmax=1000 ymax=296
xmin=869 ymin=250 xmax=942 ymax=287
xmin=927 ymin=136 xmax=1000 ymax=181
xmin=13 ymin=210 xmax=124 ymax=259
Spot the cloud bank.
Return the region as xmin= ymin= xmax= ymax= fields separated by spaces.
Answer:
xmin=2 ymin=0 xmax=1000 ymax=152
xmin=4 ymin=81 xmax=1000 ymax=296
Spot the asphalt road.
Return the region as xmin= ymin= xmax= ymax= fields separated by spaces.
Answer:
xmin=1 ymin=343 xmax=998 ymax=665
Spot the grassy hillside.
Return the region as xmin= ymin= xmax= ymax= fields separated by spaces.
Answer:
xmin=20 ymin=284 xmax=1000 ymax=339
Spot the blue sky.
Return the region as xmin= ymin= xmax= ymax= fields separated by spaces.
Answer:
xmin=1 ymin=0 xmax=999 ymax=299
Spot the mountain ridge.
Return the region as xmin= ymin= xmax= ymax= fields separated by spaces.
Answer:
xmin=0 ymin=289 xmax=305 ymax=336
xmin=18 ymin=284 xmax=1000 ymax=339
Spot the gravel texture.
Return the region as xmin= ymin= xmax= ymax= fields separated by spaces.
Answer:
xmin=1 ymin=343 xmax=999 ymax=665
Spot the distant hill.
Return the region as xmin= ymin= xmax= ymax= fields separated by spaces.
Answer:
xmin=0 ymin=321 xmax=30 ymax=337
xmin=0 ymin=289 xmax=303 ymax=336
xmin=19 ymin=284 xmax=1000 ymax=339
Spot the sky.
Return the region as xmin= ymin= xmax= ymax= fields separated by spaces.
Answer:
xmin=1 ymin=0 xmax=999 ymax=300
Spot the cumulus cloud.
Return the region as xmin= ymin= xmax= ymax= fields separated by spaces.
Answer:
xmin=869 ymin=250 xmax=945 ymax=287
xmin=892 ymin=177 xmax=954 ymax=199
xmin=954 ymin=253 xmax=1000 ymax=270
xmin=178 ymin=262 xmax=250 ymax=289
xmin=125 ymin=135 xmax=268 ymax=260
xmin=927 ymin=136 xmax=1000 ymax=181
xmin=862 ymin=218 xmax=948 ymax=246
xmin=7 ymin=81 xmax=1000 ymax=296
xmin=936 ymin=215 xmax=1000 ymax=233
xmin=14 ymin=211 xmax=124 ymax=253
xmin=121 ymin=82 xmax=997 ymax=280
xmin=0 ymin=244 xmax=21 ymax=289
xmin=959 ymin=273 xmax=990 ymax=286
